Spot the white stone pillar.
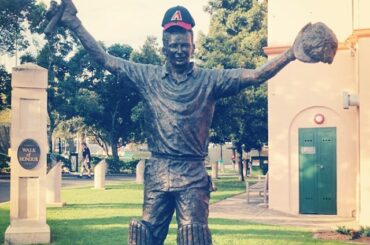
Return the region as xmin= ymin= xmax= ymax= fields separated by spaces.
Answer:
xmin=5 ymin=63 xmax=50 ymax=244
xmin=211 ymin=161 xmax=218 ymax=179
xmin=358 ymin=38 xmax=370 ymax=226
xmin=136 ymin=159 xmax=145 ymax=184
xmin=46 ymin=162 xmax=65 ymax=207
xmin=94 ymin=159 xmax=106 ymax=189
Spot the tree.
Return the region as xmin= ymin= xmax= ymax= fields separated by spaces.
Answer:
xmin=131 ymin=36 xmax=164 ymax=65
xmin=0 ymin=0 xmax=46 ymax=56
xmin=70 ymin=44 xmax=138 ymax=160
xmin=19 ymin=26 xmax=79 ymax=152
xmin=196 ymin=0 xmax=268 ymax=180
xmin=0 ymin=65 xmax=11 ymax=111
xmin=0 ymin=66 xmax=11 ymax=155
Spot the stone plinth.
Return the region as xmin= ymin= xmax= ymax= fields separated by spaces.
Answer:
xmin=211 ymin=162 xmax=218 ymax=179
xmin=136 ymin=159 xmax=145 ymax=184
xmin=46 ymin=162 xmax=65 ymax=207
xmin=94 ymin=160 xmax=107 ymax=189
xmin=5 ymin=221 xmax=50 ymax=245
xmin=5 ymin=63 xmax=50 ymax=244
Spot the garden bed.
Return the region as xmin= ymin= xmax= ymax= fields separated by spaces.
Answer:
xmin=314 ymin=230 xmax=370 ymax=244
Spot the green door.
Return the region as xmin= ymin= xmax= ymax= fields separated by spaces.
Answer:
xmin=299 ymin=127 xmax=337 ymax=214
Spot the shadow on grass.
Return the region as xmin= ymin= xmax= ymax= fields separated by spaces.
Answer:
xmin=0 ymin=204 xmax=10 ymax=243
xmin=1 ymin=205 xmax=344 ymax=245
xmin=103 ymin=184 xmax=143 ymax=190
xmin=54 ymin=203 xmax=142 ymax=210
xmin=63 ymin=183 xmax=143 ymax=191
xmin=207 ymin=218 xmax=344 ymax=244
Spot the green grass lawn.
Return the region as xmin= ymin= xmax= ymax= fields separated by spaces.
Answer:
xmin=0 ymin=177 xmax=348 ymax=244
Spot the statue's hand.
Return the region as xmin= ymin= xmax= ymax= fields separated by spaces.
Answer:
xmin=292 ymin=22 xmax=338 ymax=64
xmin=45 ymin=1 xmax=60 ymax=21
xmin=60 ymin=0 xmax=81 ymax=30
xmin=44 ymin=0 xmax=80 ymax=35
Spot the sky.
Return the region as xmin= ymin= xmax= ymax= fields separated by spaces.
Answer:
xmin=42 ymin=0 xmax=211 ymax=49
xmin=1 ymin=0 xmax=211 ymax=70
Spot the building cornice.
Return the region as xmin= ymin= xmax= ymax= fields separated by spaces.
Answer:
xmin=345 ymin=29 xmax=370 ymax=48
xmin=264 ymin=28 xmax=370 ymax=55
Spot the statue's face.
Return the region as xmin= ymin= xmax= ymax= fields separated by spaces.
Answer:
xmin=163 ymin=32 xmax=194 ymax=70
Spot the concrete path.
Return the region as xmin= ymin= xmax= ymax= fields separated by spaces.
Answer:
xmin=0 ymin=179 xmax=10 ymax=203
xmin=210 ymin=191 xmax=359 ymax=231
xmin=0 ymin=174 xmax=135 ymax=203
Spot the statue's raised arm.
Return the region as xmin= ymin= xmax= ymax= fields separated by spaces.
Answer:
xmin=240 ymin=22 xmax=338 ymax=88
xmin=44 ymin=0 xmax=121 ymax=74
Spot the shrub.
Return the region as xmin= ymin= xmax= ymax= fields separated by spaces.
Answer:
xmin=47 ymin=153 xmax=70 ymax=171
xmin=90 ymin=155 xmax=103 ymax=168
xmin=122 ymin=159 xmax=140 ymax=174
xmin=360 ymin=226 xmax=370 ymax=237
xmin=105 ymin=158 xmax=140 ymax=174
xmin=0 ymin=152 xmax=10 ymax=173
xmin=348 ymin=229 xmax=361 ymax=240
xmin=336 ymin=226 xmax=350 ymax=235
xmin=105 ymin=158 xmax=123 ymax=174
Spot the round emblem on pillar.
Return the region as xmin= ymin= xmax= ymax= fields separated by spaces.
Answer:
xmin=17 ymin=139 xmax=41 ymax=170
xmin=314 ymin=113 xmax=325 ymax=124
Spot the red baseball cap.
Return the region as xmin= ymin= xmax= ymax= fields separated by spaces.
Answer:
xmin=162 ymin=6 xmax=195 ymax=31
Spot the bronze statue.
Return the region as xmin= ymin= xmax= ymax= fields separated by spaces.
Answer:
xmin=45 ymin=1 xmax=337 ymax=244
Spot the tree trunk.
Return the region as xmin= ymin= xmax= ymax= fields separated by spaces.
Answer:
xmin=48 ymin=116 xmax=55 ymax=153
xmin=110 ymin=135 xmax=119 ymax=161
xmin=236 ymin=143 xmax=244 ymax=181
xmin=220 ymin=143 xmax=223 ymax=161
xmin=58 ymin=138 xmax=62 ymax=154
xmin=0 ymin=124 xmax=10 ymax=154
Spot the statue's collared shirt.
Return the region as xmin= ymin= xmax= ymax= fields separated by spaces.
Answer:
xmin=115 ymin=59 xmax=244 ymax=190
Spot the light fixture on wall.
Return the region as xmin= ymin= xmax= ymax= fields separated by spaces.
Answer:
xmin=314 ymin=113 xmax=325 ymax=124
xmin=343 ymin=91 xmax=359 ymax=109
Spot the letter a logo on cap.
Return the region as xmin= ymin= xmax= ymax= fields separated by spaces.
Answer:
xmin=171 ymin=10 xmax=182 ymax=22
xmin=162 ymin=6 xmax=195 ymax=31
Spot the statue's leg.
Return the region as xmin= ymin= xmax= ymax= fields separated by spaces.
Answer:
xmin=128 ymin=187 xmax=175 ymax=245
xmin=128 ymin=219 xmax=153 ymax=245
xmin=175 ymin=187 xmax=212 ymax=245
xmin=177 ymin=223 xmax=212 ymax=245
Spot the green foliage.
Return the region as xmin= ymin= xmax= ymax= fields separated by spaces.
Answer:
xmin=0 ymin=110 xmax=10 ymax=124
xmin=336 ymin=225 xmax=370 ymax=239
xmin=335 ymin=226 xmax=350 ymax=235
xmin=47 ymin=152 xmax=71 ymax=172
xmin=67 ymin=44 xmax=142 ymax=159
xmin=0 ymin=123 xmax=10 ymax=155
xmin=90 ymin=155 xmax=103 ymax=167
xmin=131 ymin=36 xmax=164 ymax=65
xmin=18 ymin=22 xmax=80 ymax=152
xmin=0 ymin=152 xmax=10 ymax=173
xmin=0 ymin=0 xmax=46 ymax=55
xmin=198 ymin=0 xmax=267 ymax=69
xmin=360 ymin=226 xmax=370 ymax=237
xmin=105 ymin=158 xmax=139 ymax=174
xmin=0 ymin=66 xmax=11 ymax=111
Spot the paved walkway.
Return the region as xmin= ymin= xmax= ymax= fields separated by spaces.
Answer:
xmin=210 ymin=191 xmax=359 ymax=231
xmin=0 ymin=174 xmax=135 ymax=203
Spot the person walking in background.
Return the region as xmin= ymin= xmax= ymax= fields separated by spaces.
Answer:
xmin=79 ymin=142 xmax=91 ymax=179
